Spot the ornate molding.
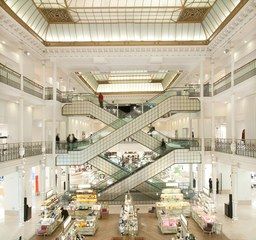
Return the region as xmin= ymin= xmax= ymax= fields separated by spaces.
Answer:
xmin=46 ymin=46 xmax=208 ymax=58
xmin=208 ymin=0 xmax=256 ymax=54
xmin=0 ymin=8 xmax=46 ymax=57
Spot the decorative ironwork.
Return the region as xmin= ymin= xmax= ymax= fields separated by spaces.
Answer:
xmin=178 ymin=7 xmax=209 ymax=22
xmin=40 ymin=8 xmax=74 ymax=23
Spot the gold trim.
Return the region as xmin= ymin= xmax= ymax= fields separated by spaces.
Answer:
xmin=0 ymin=1 xmax=46 ymax=45
xmin=45 ymin=40 xmax=208 ymax=47
xmin=208 ymin=0 xmax=249 ymax=42
xmin=75 ymin=72 xmax=96 ymax=94
xmin=164 ymin=72 xmax=182 ymax=90
xmin=0 ymin=0 xmax=250 ymax=47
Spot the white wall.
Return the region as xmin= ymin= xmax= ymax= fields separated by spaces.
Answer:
xmin=237 ymin=168 xmax=252 ymax=203
xmin=218 ymin=162 xmax=231 ymax=192
xmin=1 ymin=172 xmax=19 ymax=211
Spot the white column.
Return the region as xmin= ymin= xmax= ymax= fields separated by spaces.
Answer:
xmin=212 ymin=155 xmax=217 ymax=207
xmin=231 ymin=163 xmax=238 ymax=220
xmin=199 ymin=60 xmax=205 ymax=190
xmin=51 ymin=61 xmax=57 ymax=192
xmin=57 ymin=167 xmax=62 ymax=194
xmin=230 ymin=46 xmax=236 ymax=145
xmin=40 ymin=158 xmax=46 ymax=201
xmin=188 ymin=114 xmax=193 ymax=138
xmin=65 ymin=166 xmax=70 ymax=192
xmin=210 ymin=58 xmax=215 ymax=151
xmin=189 ymin=164 xmax=193 ymax=189
xmin=19 ymin=48 xmax=24 ymax=92
xmin=197 ymin=164 xmax=202 ymax=191
xmin=17 ymin=165 xmax=25 ymax=224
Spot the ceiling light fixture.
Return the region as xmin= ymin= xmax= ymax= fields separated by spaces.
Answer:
xmin=1 ymin=41 xmax=6 ymax=44
xmin=223 ymin=49 xmax=229 ymax=54
xmin=244 ymin=40 xmax=247 ymax=43
xmin=24 ymin=51 xmax=30 ymax=56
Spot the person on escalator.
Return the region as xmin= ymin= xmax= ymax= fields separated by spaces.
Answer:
xmin=98 ymin=92 xmax=104 ymax=108
xmin=161 ymin=138 xmax=166 ymax=152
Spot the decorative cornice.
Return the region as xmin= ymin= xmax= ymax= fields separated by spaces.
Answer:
xmin=207 ymin=0 xmax=256 ymax=54
xmin=46 ymin=46 xmax=208 ymax=58
xmin=0 ymin=8 xmax=45 ymax=57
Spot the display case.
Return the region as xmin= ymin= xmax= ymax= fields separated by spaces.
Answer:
xmin=119 ymin=194 xmax=138 ymax=236
xmin=158 ymin=215 xmax=179 ymax=234
xmin=36 ymin=193 xmax=63 ymax=236
xmin=58 ymin=216 xmax=77 ymax=240
xmin=75 ymin=216 xmax=98 ymax=236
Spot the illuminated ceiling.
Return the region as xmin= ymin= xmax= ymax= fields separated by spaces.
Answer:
xmin=75 ymin=70 xmax=181 ymax=93
xmin=1 ymin=0 xmax=248 ymax=45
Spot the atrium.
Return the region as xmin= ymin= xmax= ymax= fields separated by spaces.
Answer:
xmin=0 ymin=0 xmax=256 ymax=240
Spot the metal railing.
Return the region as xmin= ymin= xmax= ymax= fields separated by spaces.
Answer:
xmin=23 ymin=76 xmax=43 ymax=99
xmin=213 ymin=58 xmax=256 ymax=95
xmin=0 ymin=141 xmax=53 ymax=162
xmin=0 ymin=63 xmax=21 ymax=89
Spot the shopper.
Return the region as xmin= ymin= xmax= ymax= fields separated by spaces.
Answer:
xmin=61 ymin=207 xmax=69 ymax=221
xmin=56 ymin=133 xmax=60 ymax=149
xmin=72 ymin=133 xmax=78 ymax=150
xmin=161 ymin=138 xmax=166 ymax=152
xmin=209 ymin=178 xmax=213 ymax=193
xmin=216 ymin=178 xmax=219 ymax=194
xmin=98 ymin=92 xmax=104 ymax=108
xmin=67 ymin=134 xmax=72 ymax=151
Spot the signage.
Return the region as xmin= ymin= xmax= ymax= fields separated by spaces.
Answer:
xmin=180 ymin=214 xmax=188 ymax=228
xmin=46 ymin=189 xmax=54 ymax=199
xmin=166 ymin=182 xmax=178 ymax=187
xmin=63 ymin=216 xmax=71 ymax=229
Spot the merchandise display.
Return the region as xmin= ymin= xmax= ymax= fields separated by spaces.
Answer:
xmin=58 ymin=216 xmax=77 ymax=240
xmin=158 ymin=215 xmax=179 ymax=234
xmin=192 ymin=193 xmax=222 ymax=234
xmin=36 ymin=193 xmax=63 ymax=236
xmin=119 ymin=194 xmax=138 ymax=236
xmin=75 ymin=215 xmax=98 ymax=236
xmin=100 ymin=203 xmax=109 ymax=219
xmin=156 ymin=188 xmax=191 ymax=218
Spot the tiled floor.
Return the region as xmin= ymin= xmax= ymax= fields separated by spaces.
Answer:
xmin=1 ymin=192 xmax=256 ymax=240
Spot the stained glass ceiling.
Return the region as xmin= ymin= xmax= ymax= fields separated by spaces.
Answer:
xmin=1 ymin=0 xmax=247 ymax=45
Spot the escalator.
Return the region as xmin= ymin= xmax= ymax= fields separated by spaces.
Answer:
xmin=57 ymin=90 xmax=200 ymax=166
xmin=98 ymin=148 xmax=201 ymax=200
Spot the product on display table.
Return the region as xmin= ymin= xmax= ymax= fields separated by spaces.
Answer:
xmin=100 ymin=203 xmax=109 ymax=219
xmin=119 ymin=194 xmax=139 ymax=236
xmin=75 ymin=215 xmax=98 ymax=236
xmin=69 ymin=189 xmax=98 ymax=218
xmin=36 ymin=193 xmax=63 ymax=236
xmin=158 ymin=215 xmax=179 ymax=234
xmin=191 ymin=206 xmax=216 ymax=234
xmin=57 ymin=216 xmax=77 ymax=240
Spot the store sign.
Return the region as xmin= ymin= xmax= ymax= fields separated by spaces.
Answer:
xmin=180 ymin=214 xmax=187 ymax=227
xmin=46 ymin=189 xmax=54 ymax=199
xmin=166 ymin=182 xmax=178 ymax=187
xmin=63 ymin=216 xmax=71 ymax=229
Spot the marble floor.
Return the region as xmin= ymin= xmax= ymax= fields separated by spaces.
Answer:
xmin=0 ymin=192 xmax=256 ymax=240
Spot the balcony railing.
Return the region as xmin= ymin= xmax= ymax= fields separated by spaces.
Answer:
xmin=0 ymin=138 xmax=256 ymax=163
xmin=45 ymin=87 xmax=71 ymax=103
xmin=213 ymin=58 xmax=256 ymax=95
xmin=0 ymin=63 xmax=21 ymax=90
xmin=0 ymin=141 xmax=53 ymax=162
xmin=23 ymin=76 xmax=43 ymax=99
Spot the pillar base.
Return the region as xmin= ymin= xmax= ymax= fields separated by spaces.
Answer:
xmin=232 ymin=216 xmax=238 ymax=221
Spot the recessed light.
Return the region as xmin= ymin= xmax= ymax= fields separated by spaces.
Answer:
xmin=225 ymin=101 xmax=228 ymax=104
xmin=24 ymin=51 xmax=30 ymax=56
xmin=1 ymin=41 xmax=6 ymax=44
xmin=237 ymin=96 xmax=241 ymax=99
xmin=244 ymin=40 xmax=247 ymax=43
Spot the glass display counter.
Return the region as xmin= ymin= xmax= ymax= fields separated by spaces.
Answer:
xmin=75 ymin=216 xmax=98 ymax=236
xmin=36 ymin=193 xmax=63 ymax=236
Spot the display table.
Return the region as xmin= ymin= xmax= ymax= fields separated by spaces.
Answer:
xmin=58 ymin=216 xmax=77 ymax=240
xmin=119 ymin=194 xmax=138 ymax=236
xmin=156 ymin=201 xmax=190 ymax=217
xmin=36 ymin=193 xmax=63 ymax=236
xmin=76 ymin=216 xmax=98 ymax=236
xmin=191 ymin=207 xmax=215 ymax=233
xmin=158 ymin=215 xmax=179 ymax=234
